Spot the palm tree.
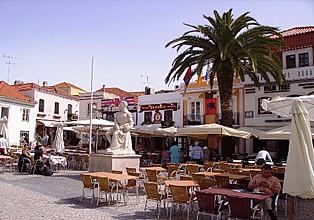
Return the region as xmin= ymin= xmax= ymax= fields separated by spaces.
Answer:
xmin=165 ymin=9 xmax=285 ymax=157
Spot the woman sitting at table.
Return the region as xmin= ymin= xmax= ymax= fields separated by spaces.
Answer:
xmin=18 ymin=144 xmax=32 ymax=172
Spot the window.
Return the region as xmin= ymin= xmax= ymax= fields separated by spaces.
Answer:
xmin=164 ymin=110 xmax=173 ymax=121
xmin=1 ymin=107 xmax=9 ymax=119
xmin=299 ymin=53 xmax=309 ymax=67
xmin=39 ymin=99 xmax=44 ymax=112
xmin=22 ymin=109 xmax=30 ymax=121
xmin=286 ymin=55 xmax=296 ymax=69
xmin=54 ymin=102 xmax=59 ymax=114
xmin=258 ymin=97 xmax=272 ymax=114
xmin=67 ymin=104 xmax=72 ymax=114
xmin=87 ymin=102 xmax=96 ymax=115
xmin=144 ymin=112 xmax=152 ymax=123
xmin=190 ymin=101 xmax=201 ymax=121
xmin=245 ymin=111 xmax=254 ymax=118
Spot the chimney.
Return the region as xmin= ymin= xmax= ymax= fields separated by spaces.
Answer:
xmin=145 ymin=86 xmax=155 ymax=95
xmin=14 ymin=80 xmax=24 ymax=85
xmin=42 ymin=81 xmax=48 ymax=87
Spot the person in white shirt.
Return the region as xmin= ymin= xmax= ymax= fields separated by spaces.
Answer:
xmin=255 ymin=147 xmax=273 ymax=165
xmin=0 ymin=134 xmax=9 ymax=154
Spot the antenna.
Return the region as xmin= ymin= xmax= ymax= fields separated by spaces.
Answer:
xmin=141 ymin=75 xmax=154 ymax=87
xmin=3 ymin=54 xmax=18 ymax=84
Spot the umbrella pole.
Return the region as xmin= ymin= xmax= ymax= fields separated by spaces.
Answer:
xmin=289 ymin=196 xmax=294 ymax=220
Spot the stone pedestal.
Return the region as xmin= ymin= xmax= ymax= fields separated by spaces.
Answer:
xmin=88 ymin=153 xmax=141 ymax=174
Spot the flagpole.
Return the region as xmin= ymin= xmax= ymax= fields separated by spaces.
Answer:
xmin=89 ymin=57 xmax=94 ymax=155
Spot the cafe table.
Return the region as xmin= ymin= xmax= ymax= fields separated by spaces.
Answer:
xmin=241 ymin=168 xmax=261 ymax=172
xmin=165 ymin=180 xmax=200 ymax=188
xmin=89 ymin=172 xmax=138 ymax=208
xmin=140 ymin=167 xmax=166 ymax=172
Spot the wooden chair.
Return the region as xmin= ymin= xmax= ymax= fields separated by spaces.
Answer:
xmin=186 ymin=161 xmax=196 ymax=164
xmin=151 ymin=163 xmax=162 ymax=167
xmin=212 ymin=168 xmax=224 ymax=173
xmin=112 ymin=170 xmax=123 ymax=174
xmin=73 ymin=154 xmax=82 ymax=170
xmin=215 ymin=175 xmax=230 ymax=188
xmin=80 ymin=174 xmax=98 ymax=204
xmin=187 ymin=164 xmax=199 ymax=175
xmin=200 ymin=178 xmax=216 ymax=190
xmin=250 ymin=170 xmax=261 ymax=179
xmin=96 ymin=176 xmax=113 ymax=206
xmin=143 ymin=181 xmax=167 ymax=219
xmin=180 ymin=175 xmax=193 ymax=180
xmin=82 ymin=155 xmax=89 ymax=170
xmin=228 ymin=168 xmax=240 ymax=175
xmin=219 ymin=163 xmax=229 ymax=172
xmin=192 ymin=173 xmax=205 ymax=185
xmin=169 ymin=184 xmax=197 ymax=220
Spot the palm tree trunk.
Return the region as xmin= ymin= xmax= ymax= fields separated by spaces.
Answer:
xmin=217 ymin=70 xmax=234 ymax=158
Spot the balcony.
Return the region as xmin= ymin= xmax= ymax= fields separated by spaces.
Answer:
xmin=184 ymin=114 xmax=204 ymax=125
xmin=184 ymin=112 xmax=240 ymax=126
xmin=216 ymin=112 xmax=240 ymax=126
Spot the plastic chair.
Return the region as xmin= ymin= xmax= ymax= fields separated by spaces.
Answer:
xmin=203 ymin=161 xmax=214 ymax=172
xmin=192 ymin=173 xmax=205 ymax=185
xmin=200 ymin=178 xmax=216 ymax=190
xmin=215 ymin=175 xmax=230 ymax=188
xmin=187 ymin=164 xmax=199 ymax=175
xmin=96 ymin=176 xmax=114 ymax=206
xmin=168 ymin=165 xmax=179 ymax=180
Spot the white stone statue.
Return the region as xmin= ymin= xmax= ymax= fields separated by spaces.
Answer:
xmin=105 ymin=101 xmax=135 ymax=155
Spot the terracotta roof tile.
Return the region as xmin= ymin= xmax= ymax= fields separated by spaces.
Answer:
xmin=270 ymin=26 xmax=314 ymax=38
xmin=0 ymin=81 xmax=35 ymax=103
xmin=96 ymin=87 xmax=133 ymax=98
xmin=55 ymin=82 xmax=87 ymax=93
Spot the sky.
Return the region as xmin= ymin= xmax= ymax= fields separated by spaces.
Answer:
xmin=1 ymin=0 xmax=313 ymax=93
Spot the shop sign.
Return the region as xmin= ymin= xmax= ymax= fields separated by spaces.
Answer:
xmin=153 ymin=112 xmax=162 ymax=124
xmin=140 ymin=103 xmax=177 ymax=111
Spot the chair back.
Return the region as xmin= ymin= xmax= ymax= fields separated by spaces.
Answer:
xmin=146 ymin=169 xmax=158 ymax=182
xmin=126 ymin=167 xmax=136 ymax=175
xmin=203 ymin=161 xmax=214 ymax=171
xmin=228 ymin=168 xmax=240 ymax=175
xmin=187 ymin=164 xmax=199 ymax=175
xmin=144 ymin=181 xmax=160 ymax=200
xmin=169 ymin=185 xmax=189 ymax=204
xmin=215 ymin=175 xmax=230 ymax=188
xmin=192 ymin=173 xmax=205 ymax=185
xmin=212 ymin=168 xmax=224 ymax=173
xmin=168 ymin=165 xmax=178 ymax=178
xmin=227 ymin=196 xmax=252 ymax=219
xmin=167 ymin=163 xmax=176 ymax=167
xmin=196 ymin=190 xmax=217 ymax=213
xmin=250 ymin=170 xmax=261 ymax=178
xmin=112 ymin=170 xmax=123 ymax=174
xmin=186 ymin=161 xmax=196 ymax=164
xmin=200 ymin=178 xmax=216 ymax=190
xmin=74 ymin=154 xmax=81 ymax=162
xmin=80 ymin=174 xmax=93 ymax=188
xmin=151 ymin=163 xmax=162 ymax=167
xmin=180 ymin=175 xmax=193 ymax=180
xmin=97 ymin=176 xmax=111 ymax=192
xmin=83 ymin=155 xmax=89 ymax=163
xmin=219 ymin=163 xmax=229 ymax=171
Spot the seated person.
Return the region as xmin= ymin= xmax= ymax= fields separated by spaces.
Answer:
xmin=255 ymin=147 xmax=273 ymax=165
xmin=18 ymin=144 xmax=32 ymax=172
xmin=248 ymin=164 xmax=281 ymax=220
xmin=34 ymin=146 xmax=50 ymax=169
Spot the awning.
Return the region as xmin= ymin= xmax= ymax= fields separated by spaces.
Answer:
xmin=37 ymin=119 xmax=59 ymax=127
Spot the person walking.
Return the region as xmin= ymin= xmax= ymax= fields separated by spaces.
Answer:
xmin=169 ymin=141 xmax=180 ymax=165
xmin=191 ymin=141 xmax=203 ymax=164
xmin=255 ymin=147 xmax=273 ymax=165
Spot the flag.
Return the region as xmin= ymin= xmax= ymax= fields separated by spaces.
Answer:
xmin=183 ymin=66 xmax=192 ymax=85
xmin=197 ymin=75 xmax=202 ymax=84
xmin=122 ymin=97 xmax=135 ymax=106
xmin=205 ymin=63 xmax=210 ymax=82
xmin=101 ymin=98 xmax=120 ymax=108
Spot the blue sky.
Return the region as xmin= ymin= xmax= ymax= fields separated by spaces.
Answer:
xmin=1 ymin=0 xmax=313 ymax=92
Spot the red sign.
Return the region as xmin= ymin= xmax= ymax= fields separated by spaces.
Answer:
xmin=206 ymin=98 xmax=216 ymax=115
xmin=153 ymin=112 xmax=162 ymax=124
xmin=140 ymin=103 xmax=177 ymax=111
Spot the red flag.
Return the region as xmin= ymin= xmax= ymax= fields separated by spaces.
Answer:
xmin=183 ymin=66 xmax=192 ymax=85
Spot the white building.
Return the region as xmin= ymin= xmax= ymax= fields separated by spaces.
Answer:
xmin=0 ymin=81 xmax=36 ymax=146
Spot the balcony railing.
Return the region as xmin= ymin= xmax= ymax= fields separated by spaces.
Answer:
xmin=216 ymin=112 xmax=240 ymax=126
xmin=184 ymin=112 xmax=240 ymax=126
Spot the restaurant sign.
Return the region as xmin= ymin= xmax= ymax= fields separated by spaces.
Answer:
xmin=140 ymin=103 xmax=177 ymax=111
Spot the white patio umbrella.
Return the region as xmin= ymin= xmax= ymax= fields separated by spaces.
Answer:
xmin=262 ymin=96 xmax=314 ymax=199
xmin=65 ymin=119 xmax=114 ymax=127
xmin=0 ymin=116 xmax=9 ymax=143
xmin=176 ymin=123 xmax=252 ymax=139
xmin=259 ymin=125 xmax=314 ymax=140
xmin=238 ymin=127 xmax=264 ymax=138
xmin=131 ymin=125 xmax=177 ymax=137
xmin=52 ymin=124 xmax=65 ymax=153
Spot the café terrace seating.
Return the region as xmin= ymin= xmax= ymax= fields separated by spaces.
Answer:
xmin=80 ymin=174 xmax=98 ymax=204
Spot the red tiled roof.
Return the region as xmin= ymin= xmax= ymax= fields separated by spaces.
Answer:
xmin=0 ymin=81 xmax=35 ymax=103
xmin=96 ymin=87 xmax=133 ymax=98
xmin=129 ymin=91 xmax=145 ymax=97
xmin=270 ymin=26 xmax=314 ymax=38
xmin=13 ymin=83 xmax=78 ymax=100
xmin=55 ymin=82 xmax=87 ymax=93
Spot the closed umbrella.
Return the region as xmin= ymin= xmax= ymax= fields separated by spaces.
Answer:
xmin=0 ymin=116 xmax=9 ymax=142
xmin=52 ymin=124 xmax=65 ymax=153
